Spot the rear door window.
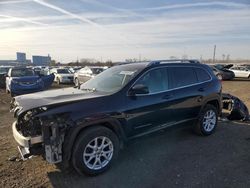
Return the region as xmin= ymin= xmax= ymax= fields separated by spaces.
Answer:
xmin=195 ymin=68 xmax=211 ymax=82
xmin=169 ymin=67 xmax=197 ymax=89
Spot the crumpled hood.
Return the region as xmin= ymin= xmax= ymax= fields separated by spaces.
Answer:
xmin=12 ymin=87 xmax=106 ymax=114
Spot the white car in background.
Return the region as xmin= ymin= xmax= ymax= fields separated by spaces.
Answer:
xmin=50 ymin=68 xmax=74 ymax=84
xmin=73 ymin=66 xmax=106 ymax=86
xmin=230 ymin=66 xmax=250 ymax=79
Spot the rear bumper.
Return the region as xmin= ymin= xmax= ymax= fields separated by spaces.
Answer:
xmin=12 ymin=121 xmax=43 ymax=148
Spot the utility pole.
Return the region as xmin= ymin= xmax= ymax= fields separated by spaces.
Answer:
xmin=213 ymin=45 xmax=216 ymax=63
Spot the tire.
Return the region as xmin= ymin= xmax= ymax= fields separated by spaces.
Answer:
xmin=72 ymin=126 xmax=119 ymax=176
xmin=195 ymin=104 xmax=218 ymax=136
xmin=75 ymin=78 xmax=79 ymax=87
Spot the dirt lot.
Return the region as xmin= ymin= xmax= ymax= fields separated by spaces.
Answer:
xmin=0 ymin=80 xmax=250 ymax=188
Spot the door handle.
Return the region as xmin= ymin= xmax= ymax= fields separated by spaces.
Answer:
xmin=198 ymin=88 xmax=205 ymax=92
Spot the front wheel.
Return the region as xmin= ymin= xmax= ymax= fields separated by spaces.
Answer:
xmin=72 ymin=126 xmax=119 ymax=176
xmin=195 ymin=104 xmax=218 ymax=136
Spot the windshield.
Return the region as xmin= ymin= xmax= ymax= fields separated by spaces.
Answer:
xmin=0 ymin=67 xmax=10 ymax=74
xmin=80 ymin=65 xmax=142 ymax=93
xmin=91 ymin=68 xmax=104 ymax=75
xmin=214 ymin=64 xmax=224 ymax=70
xmin=11 ymin=68 xmax=35 ymax=77
xmin=57 ymin=69 xmax=70 ymax=74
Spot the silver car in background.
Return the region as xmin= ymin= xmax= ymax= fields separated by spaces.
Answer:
xmin=74 ymin=66 xmax=106 ymax=86
xmin=50 ymin=68 xmax=74 ymax=84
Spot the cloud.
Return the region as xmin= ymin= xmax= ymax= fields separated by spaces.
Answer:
xmin=0 ymin=14 xmax=47 ymax=26
xmin=0 ymin=0 xmax=250 ymax=61
xmin=0 ymin=0 xmax=31 ymax=4
xmin=33 ymin=0 xmax=102 ymax=28
xmin=131 ymin=1 xmax=249 ymax=11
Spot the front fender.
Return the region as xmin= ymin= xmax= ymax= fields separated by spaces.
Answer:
xmin=62 ymin=117 xmax=127 ymax=163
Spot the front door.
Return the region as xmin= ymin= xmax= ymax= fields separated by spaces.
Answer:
xmin=124 ymin=67 xmax=176 ymax=137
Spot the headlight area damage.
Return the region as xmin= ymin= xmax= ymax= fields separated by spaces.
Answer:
xmin=11 ymin=102 xmax=70 ymax=164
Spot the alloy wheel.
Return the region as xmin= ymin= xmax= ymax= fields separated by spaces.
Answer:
xmin=83 ymin=136 xmax=114 ymax=170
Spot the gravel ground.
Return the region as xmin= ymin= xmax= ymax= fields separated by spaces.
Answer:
xmin=0 ymin=80 xmax=249 ymax=188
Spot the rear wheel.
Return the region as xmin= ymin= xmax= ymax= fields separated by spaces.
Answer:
xmin=195 ymin=104 xmax=218 ymax=136
xmin=72 ymin=126 xmax=119 ymax=176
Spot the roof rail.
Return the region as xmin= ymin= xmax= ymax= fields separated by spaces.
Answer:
xmin=149 ymin=59 xmax=200 ymax=66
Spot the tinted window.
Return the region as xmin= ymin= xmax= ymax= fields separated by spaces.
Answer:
xmin=57 ymin=69 xmax=70 ymax=74
xmin=0 ymin=67 xmax=10 ymax=74
xmin=170 ymin=67 xmax=197 ymax=88
xmin=91 ymin=68 xmax=104 ymax=74
xmin=11 ymin=68 xmax=35 ymax=77
xmin=136 ymin=68 xmax=168 ymax=93
xmin=195 ymin=68 xmax=211 ymax=82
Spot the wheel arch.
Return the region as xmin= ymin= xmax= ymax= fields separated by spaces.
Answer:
xmin=62 ymin=118 xmax=126 ymax=164
xmin=204 ymin=99 xmax=221 ymax=116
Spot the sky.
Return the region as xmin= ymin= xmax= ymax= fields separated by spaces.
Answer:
xmin=0 ymin=0 xmax=250 ymax=63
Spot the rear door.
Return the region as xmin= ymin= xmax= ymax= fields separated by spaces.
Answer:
xmin=239 ymin=67 xmax=249 ymax=78
xmin=124 ymin=67 xmax=176 ymax=136
xmin=231 ymin=67 xmax=240 ymax=77
xmin=168 ymin=66 xmax=210 ymax=122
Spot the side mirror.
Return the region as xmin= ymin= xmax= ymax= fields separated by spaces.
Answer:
xmin=128 ymin=84 xmax=149 ymax=95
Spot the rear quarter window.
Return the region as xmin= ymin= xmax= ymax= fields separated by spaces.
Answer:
xmin=195 ymin=68 xmax=211 ymax=82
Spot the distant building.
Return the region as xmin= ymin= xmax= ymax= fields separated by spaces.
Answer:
xmin=16 ymin=52 xmax=26 ymax=63
xmin=32 ymin=55 xmax=51 ymax=66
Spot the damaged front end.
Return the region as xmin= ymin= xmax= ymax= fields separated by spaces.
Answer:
xmin=222 ymin=93 xmax=249 ymax=121
xmin=11 ymin=99 xmax=70 ymax=164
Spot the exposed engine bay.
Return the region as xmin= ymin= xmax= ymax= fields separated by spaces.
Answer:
xmin=222 ymin=93 xmax=249 ymax=121
xmin=11 ymin=99 xmax=70 ymax=164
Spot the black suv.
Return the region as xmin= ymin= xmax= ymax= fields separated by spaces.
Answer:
xmin=11 ymin=60 xmax=222 ymax=175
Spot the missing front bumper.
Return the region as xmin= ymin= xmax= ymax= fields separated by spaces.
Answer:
xmin=12 ymin=121 xmax=43 ymax=148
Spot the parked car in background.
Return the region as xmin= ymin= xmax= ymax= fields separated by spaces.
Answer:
xmin=6 ymin=67 xmax=54 ymax=96
xmin=69 ymin=67 xmax=82 ymax=73
xmin=241 ymin=64 xmax=250 ymax=69
xmin=74 ymin=66 xmax=105 ymax=86
xmin=32 ymin=67 xmax=42 ymax=76
xmin=230 ymin=66 xmax=250 ymax=78
xmin=210 ymin=64 xmax=235 ymax=80
xmin=11 ymin=60 xmax=222 ymax=175
xmin=209 ymin=66 xmax=223 ymax=80
xmin=50 ymin=68 xmax=74 ymax=84
xmin=0 ymin=66 xmax=13 ymax=88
